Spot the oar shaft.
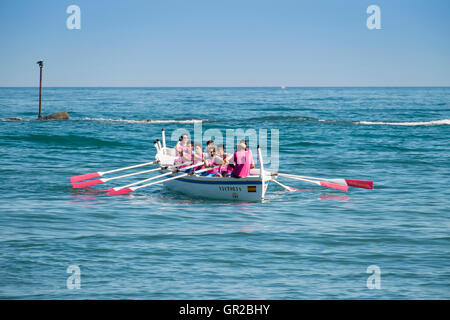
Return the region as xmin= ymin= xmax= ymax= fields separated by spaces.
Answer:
xmin=277 ymin=173 xmax=320 ymax=185
xmin=278 ymin=173 xmax=345 ymax=185
xmin=272 ymin=179 xmax=294 ymax=192
xmin=133 ymin=166 xmax=219 ymax=191
xmin=103 ymin=166 xmax=163 ymax=182
xmin=111 ymin=162 xmax=197 ymax=191
xmin=115 ymin=171 xmax=174 ymax=190
xmin=101 ymin=160 xmax=159 ymax=175
xmin=104 ymin=161 xmax=190 ymax=184
xmin=133 ymin=173 xmax=189 ymax=190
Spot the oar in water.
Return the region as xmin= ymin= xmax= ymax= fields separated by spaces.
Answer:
xmin=72 ymin=162 xmax=191 ymax=189
xmin=272 ymin=179 xmax=298 ymax=192
xmin=72 ymin=165 xmax=172 ymax=189
xmin=102 ymin=163 xmax=194 ymax=193
xmin=280 ymin=173 xmax=373 ymax=190
xmin=276 ymin=173 xmax=349 ymax=191
xmin=104 ymin=162 xmax=204 ymax=193
xmin=70 ymin=160 xmax=160 ymax=183
xmin=106 ymin=165 xmax=220 ymax=195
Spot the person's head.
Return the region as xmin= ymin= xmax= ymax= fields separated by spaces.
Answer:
xmin=237 ymin=139 xmax=247 ymax=151
xmin=217 ymin=144 xmax=224 ymax=155
xmin=194 ymin=143 xmax=202 ymax=155
xmin=209 ymin=147 xmax=216 ymax=157
xmin=180 ymin=133 xmax=189 ymax=144
xmin=187 ymin=140 xmax=194 ymax=152
xmin=206 ymin=140 xmax=214 ymax=150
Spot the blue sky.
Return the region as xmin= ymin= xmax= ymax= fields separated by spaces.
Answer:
xmin=1 ymin=0 xmax=449 ymax=86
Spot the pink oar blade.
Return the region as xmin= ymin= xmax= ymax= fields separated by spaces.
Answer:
xmin=345 ymin=179 xmax=373 ymax=189
xmin=72 ymin=179 xmax=104 ymax=189
xmin=320 ymin=181 xmax=349 ymax=192
xmin=70 ymin=172 xmax=100 ymax=183
xmin=106 ymin=188 xmax=133 ymax=195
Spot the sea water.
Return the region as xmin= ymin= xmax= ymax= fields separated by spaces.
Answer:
xmin=0 ymin=87 xmax=449 ymax=299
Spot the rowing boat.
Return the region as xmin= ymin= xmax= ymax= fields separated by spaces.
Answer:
xmin=155 ymin=141 xmax=271 ymax=201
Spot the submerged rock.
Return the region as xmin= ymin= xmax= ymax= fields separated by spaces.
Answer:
xmin=40 ymin=111 xmax=70 ymax=120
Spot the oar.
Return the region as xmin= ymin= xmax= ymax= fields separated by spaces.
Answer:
xmin=103 ymin=162 xmax=195 ymax=192
xmin=72 ymin=162 xmax=191 ymax=189
xmin=106 ymin=165 xmax=220 ymax=195
xmin=272 ymin=179 xmax=297 ymax=192
xmin=272 ymin=179 xmax=313 ymax=192
xmin=105 ymin=162 xmax=200 ymax=193
xmin=279 ymin=173 xmax=348 ymax=187
xmin=72 ymin=167 xmax=164 ymax=189
xmin=70 ymin=160 xmax=160 ymax=183
xmin=277 ymin=173 xmax=373 ymax=190
xmin=277 ymin=173 xmax=348 ymax=191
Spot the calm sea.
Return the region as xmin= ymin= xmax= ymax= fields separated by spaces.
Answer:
xmin=0 ymin=87 xmax=449 ymax=299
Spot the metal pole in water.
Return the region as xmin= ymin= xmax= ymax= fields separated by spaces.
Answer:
xmin=37 ymin=60 xmax=43 ymax=119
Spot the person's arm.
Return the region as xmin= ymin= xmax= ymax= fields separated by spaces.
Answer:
xmin=216 ymin=156 xmax=224 ymax=165
xmin=249 ymin=150 xmax=255 ymax=169
xmin=225 ymin=153 xmax=233 ymax=163
xmin=182 ymin=152 xmax=191 ymax=162
xmin=193 ymin=153 xmax=203 ymax=162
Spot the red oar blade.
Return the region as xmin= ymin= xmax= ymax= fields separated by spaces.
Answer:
xmin=106 ymin=188 xmax=133 ymax=195
xmin=72 ymin=179 xmax=104 ymax=189
xmin=320 ymin=181 xmax=349 ymax=192
xmin=70 ymin=172 xmax=100 ymax=183
xmin=345 ymin=179 xmax=373 ymax=189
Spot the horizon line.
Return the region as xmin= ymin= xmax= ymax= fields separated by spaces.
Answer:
xmin=1 ymin=85 xmax=450 ymax=88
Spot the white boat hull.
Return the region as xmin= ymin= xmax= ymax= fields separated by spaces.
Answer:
xmin=163 ymin=172 xmax=270 ymax=201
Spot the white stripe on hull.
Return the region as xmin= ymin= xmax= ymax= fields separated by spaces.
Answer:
xmin=163 ymin=172 xmax=269 ymax=201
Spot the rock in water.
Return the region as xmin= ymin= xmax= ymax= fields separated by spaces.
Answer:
xmin=41 ymin=111 xmax=70 ymax=120
xmin=5 ymin=117 xmax=22 ymax=121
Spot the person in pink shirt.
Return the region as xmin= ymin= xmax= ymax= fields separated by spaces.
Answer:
xmin=176 ymin=133 xmax=189 ymax=156
xmin=205 ymin=140 xmax=215 ymax=155
xmin=231 ymin=140 xmax=255 ymax=178
xmin=216 ymin=144 xmax=233 ymax=177
xmin=179 ymin=140 xmax=194 ymax=169
xmin=203 ymin=147 xmax=222 ymax=176
xmin=193 ymin=143 xmax=205 ymax=171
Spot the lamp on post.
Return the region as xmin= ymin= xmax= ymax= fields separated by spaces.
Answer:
xmin=36 ymin=60 xmax=44 ymax=120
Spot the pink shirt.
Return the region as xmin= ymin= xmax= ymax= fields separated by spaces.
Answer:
xmin=179 ymin=151 xmax=192 ymax=169
xmin=231 ymin=149 xmax=254 ymax=178
xmin=193 ymin=152 xmax=204 ymax=170
xmin=176 ymin=142 xmax=188 ymax=156
xmin=206 ymin=157 xmax=222 ymax=174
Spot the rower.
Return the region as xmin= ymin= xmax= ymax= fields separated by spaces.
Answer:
xmin=202 ymin=147 xmax=222 ymax=176
xmin=231 ymin=139 xmax=255 ymax=178
xmin=193 ymin=143 xmax=206 ymax=171
xmin=216 ymin=144 xmax=233 ymax=177
xmin=176 ymin=133 xmax=189 ymax=156
xmin=179 ymin=141 xmax=194 ymax=169
xmin=205 ymin=139 xmax=214 ymax=152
